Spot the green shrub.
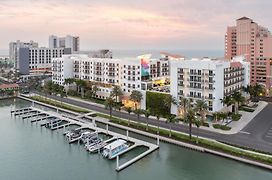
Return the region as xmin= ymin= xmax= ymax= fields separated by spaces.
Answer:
xmin=202 ymin=122 xmax=210 ymax=127
xmin=67 ymin=89 xmax=78 ymax=96
xmin=239 ymin=106 xmax=255 ymax=112
xmin=231 ymin=113 xmax=242 ymax=121
xmin=213 ymin=124 xmax=231 ymax=130
xmin=146 ymin=91 xmax=171 ymax=117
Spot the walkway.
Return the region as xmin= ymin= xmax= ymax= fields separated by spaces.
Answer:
xmin=23 ymin=92 xmax=272 ymax=153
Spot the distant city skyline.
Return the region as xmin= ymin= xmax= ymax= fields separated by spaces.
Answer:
xmin=1 ymin=0 xmax=272 ymax=52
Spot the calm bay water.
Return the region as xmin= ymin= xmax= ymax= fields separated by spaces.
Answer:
xmin=0 ymin=98 xmax=272 ymax=180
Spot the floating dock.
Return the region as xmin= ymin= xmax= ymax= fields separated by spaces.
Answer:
xmin=11 ymin=106 xmax=159 ymax=172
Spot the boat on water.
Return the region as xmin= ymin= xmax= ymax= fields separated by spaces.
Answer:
xmin=65 ymin=129 xmax=82 ymax=141
xmin=102 ymin=139 xmax=129 ymax=159
xmin=88 ymin=141 xmax=107 ymax=153
xmin=80 ymin=131 xmax=98 ymax=144
xmin=85 ymin=137 xmax=107 ymax=153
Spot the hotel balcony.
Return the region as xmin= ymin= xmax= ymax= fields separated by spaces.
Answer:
xmin=187 ymin=85 xmax=202 ymax=89
xmin=177 ymin=70 xmax=184 ymax=74
xmin=178 ymin=83 xmax=184 ymax=87
xmin=178 ymin=92 xmax=184 ymax=96
xmin=108 ymin=73 xmax=115 ymax=77
xmin=187 ymin=94 xmax=202 ymax=99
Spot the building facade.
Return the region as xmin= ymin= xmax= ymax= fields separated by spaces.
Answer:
xmin=52 ymin=54 xmax=170 ymax=100
xmin=170 ymin=56 xmax=250 ymax=115
xmin=9 ymin=40 xmax=39 ymax=70
xmin=49 ymin=35 xmax=80 ymax=52
xmin=18 ymin=47 xmax=71 ymax=75
xmin=225 ymin=17 xmax=272 ymax=92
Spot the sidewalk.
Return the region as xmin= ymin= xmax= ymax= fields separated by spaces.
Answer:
xmin=199 ymin=101 xmax=268 ymax=134
xmin=228 ymin=101 xmax=268 ymax=133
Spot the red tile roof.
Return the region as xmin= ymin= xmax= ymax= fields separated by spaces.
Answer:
xmin=0 ymin=83 xmax=19 ymax=89
xmin=230 ymin=62 xmax=242 ymax=68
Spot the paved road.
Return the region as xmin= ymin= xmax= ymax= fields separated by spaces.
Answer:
xmin=33 ymin=92 xmax=272 ymax=153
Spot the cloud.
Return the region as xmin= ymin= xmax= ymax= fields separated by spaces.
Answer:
xmin=0 ymin=0 xmax=271 ymax=51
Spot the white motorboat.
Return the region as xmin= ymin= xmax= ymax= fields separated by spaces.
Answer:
xmin=102 ymin=139 xmax=129 ymax=159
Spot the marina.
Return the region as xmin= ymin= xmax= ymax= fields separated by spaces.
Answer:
xmin=11 ymin=105 xmax=159 ymax=171
xmin=1 ymin=98 xmax=272 ymax=180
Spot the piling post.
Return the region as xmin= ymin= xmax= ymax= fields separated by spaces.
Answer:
xmin=106 ymin=124 xmax=109 ymax=134
xmin=116 ymin=155 xmax=119 ymax=170
xmin=157 ymin=134 xmax=160 ymax=146
xmin=126 ymin=130 xmax=129 ymax=140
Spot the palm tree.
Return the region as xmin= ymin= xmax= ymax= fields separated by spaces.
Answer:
xmin=75 ymin=79 xmax=86 ymax=98
xmin=220 ymin=112 xmax=228 ymax=124
xmin=92 ymin=85 xmax=98 ymax=99
xmin=114 ymin=103 xmax=122 ymax=123
xmin=133 ymin=109 xmax=142 ymax=121
xmin=130 ymin=90 xmax=143 ymax=110
xmin=133 ymin=109 xmax=143 ymax=127
xmin=59 ymin=89 xmax=66 ymax=107
xmin=221 ymin=96 xmax=233 ymax=107
xmin=110 ymin=85 xmax=123 ymax=103
xmin=124 ymin=107 xmax=132 ymax=126
xmin=163 ymin=95 xmax=177 ymax=113
xmin=194 ymin=119 xmax=201 ymax=144
xmin=155 ymin=111 xmax=161 ymax=134
xmin=179 ymin=97 xmax=192 ymax=118
xmin=195 ymin=100 xmax=208 ymax=123
xmin=143 ymin=108 xmax=151 ymax=130
xmin=104 ymin=97 xmax=115 ymax=119
xmin=64 ymin=78 xmax=75 ymax=86
xmin=85 ymin=90 xmax=93 ymax=99
xmin=213 ymin=112 xmax=221 ymax=122
xmin=248 ymin=84 xmax=264 ymax=101
xmin=232 ymin=91 xmax=245 ymax=113
xmin=184 ymin=109 xmax=196 ymax=139
xmin=166 ymin=114 xmax=177 ymax=137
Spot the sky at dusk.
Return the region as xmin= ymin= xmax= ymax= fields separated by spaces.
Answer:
xmin=0 ymin=0 xmax=271 ymax=52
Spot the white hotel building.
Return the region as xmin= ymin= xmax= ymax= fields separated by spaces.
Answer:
xmin=52 ymin=54 xmax=172 ymax=100
xmin=170 ymin=56 xmax=250 ymax=114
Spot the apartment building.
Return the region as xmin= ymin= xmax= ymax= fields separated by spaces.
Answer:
xmin=49 ymin=35 xmax=80 ymax=52
xmin=225 ymin=17 xmax=272 ymax=92
xmin=18 ymin=47 xmax=71 ymax=75
xmin=9 ymin=40 xmax=39 ymax=71
xmin=170 ymin=56 xmax=250 ymax=115
xmin=52 ymin=54 xmax=170 ymax=100
xmin=52 ymin=54 xmax=121 ymax=99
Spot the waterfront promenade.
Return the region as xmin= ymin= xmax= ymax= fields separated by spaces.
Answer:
xmin=17 ymin=95 xmax=272 ymax=170
xmin=30 ymin=92 xmax=272 ymax=153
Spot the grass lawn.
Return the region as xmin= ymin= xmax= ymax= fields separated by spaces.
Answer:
xmin=30 ymin=96 xmax=90 ymax=113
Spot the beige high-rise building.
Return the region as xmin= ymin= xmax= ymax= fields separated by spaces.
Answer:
xmin=225 ymin=17 xmax=272 ymax=92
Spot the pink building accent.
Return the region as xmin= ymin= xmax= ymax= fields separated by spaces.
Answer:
xmin=225 ymin=17 xmax=272 ymax=91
